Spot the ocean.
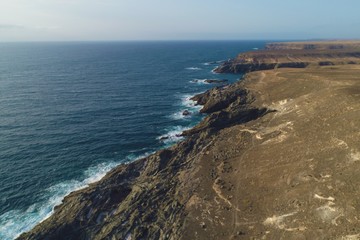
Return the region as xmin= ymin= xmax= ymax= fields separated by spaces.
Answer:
xmin=0 ymin=41 xmax=266 ymax=239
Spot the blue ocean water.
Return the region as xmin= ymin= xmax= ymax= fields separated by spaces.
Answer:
xmin=0 ymin=41 xmax=266 ymax=239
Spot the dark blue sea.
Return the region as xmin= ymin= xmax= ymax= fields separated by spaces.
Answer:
xmin=0 ymin=41 xmax=266 ymax=239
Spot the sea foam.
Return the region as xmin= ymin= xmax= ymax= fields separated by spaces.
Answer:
xmin=170 ymin=93 xmax=202 ymax=121
xmin=157 ymin=126 xmax=190 ymax=146
xmin=189 ymin=79 xmax=210 ymax=85
xmin=181 ymin=94 xmax=202 ymax=109
xmin=203 ymin=60 xmax=225 ymax=66
xmin=0 ymin=158 xmax=144 ymax=240
xmin=185 ymin=67 xmax=202 ymax=70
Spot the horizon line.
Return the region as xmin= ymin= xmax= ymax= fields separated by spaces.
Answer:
xmin=1 ymin=38 xmax=359 ymax=43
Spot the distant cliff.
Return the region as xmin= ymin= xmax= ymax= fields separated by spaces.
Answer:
xmin=265 ymin=40 xmax=360 ymax=50
xmin=214 ymin=41 xmax=360 ymax=73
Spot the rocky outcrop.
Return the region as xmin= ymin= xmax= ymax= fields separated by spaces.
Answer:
xmin=204 ymin=79 xmax=228 ymax=84
xmin=214 ymin=60 xmax=278 ymax=74
xmin=182 ymin=110 xmax=191 ymax=116
xmin=191 ymin=84 xmax=248 ymax=114
xmin=191 ymin=79 xmax=228 ymax=84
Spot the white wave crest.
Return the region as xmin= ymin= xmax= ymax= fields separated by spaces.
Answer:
xmin=171 ymin=110 xmax=192 ymax=120
xmin=180 ymin=94 xmax=202 ymax=110
xmin=185 ymin=67 xmax=202 ymax=70
xmin=203 ymin=60 xmax=225 ymax=66
xmin=211 ymin=67 xmax=219 ymax=74
xmin=169 ymin=94 xmax=202 ymax=121
xmin=157 ymin=126 xmax=190 ymax=145
xmin=189 ymin=79 xmax=209 ymax=85
xmin=0 ymin=157 xmax=147 ymax=240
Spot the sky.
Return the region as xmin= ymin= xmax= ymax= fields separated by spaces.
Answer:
xmin=0 ymin=0 xmax=360 ymax=41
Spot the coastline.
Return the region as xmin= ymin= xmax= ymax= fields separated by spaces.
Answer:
xmin=17 ymin=78 xmax=260 ymax=240
xmin=18 ymin=41 xmax=360 ymax=239
xmin=1 ymin=41 xmax=254 ymax=240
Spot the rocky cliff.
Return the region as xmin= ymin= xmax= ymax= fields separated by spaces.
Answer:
xmin=214 ymin=41 xmax=360 ymax=73
xmin=19 ymin=42 xmax=360 ymax=240
xmin=265 ymin=41 xmax=360 ymax=50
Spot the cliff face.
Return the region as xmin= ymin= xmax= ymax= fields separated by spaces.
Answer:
xmin=19 ymin=42 xmax=360 ymax=240
xmin=215 ymin=42 xmax=360 ymax=74
xmin=265 ymin=41 xmax=360 ymax=50
xmin=17 ymin=77 xmax=269 ymax=240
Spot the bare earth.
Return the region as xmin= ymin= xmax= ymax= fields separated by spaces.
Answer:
xmin=19 ymin=42 xmax=360 ymax=240
xmin=183 ymin=65 xmax=360 ymax=239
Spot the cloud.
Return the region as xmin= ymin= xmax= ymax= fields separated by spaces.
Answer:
xmin=0 ymin=24 xmax=59 ymax=32
xmin=0 ymin=24 xmax=25 ymax=30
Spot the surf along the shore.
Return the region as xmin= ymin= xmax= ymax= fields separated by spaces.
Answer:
xmin=17 ymin=40 xmax=360 ymax=240
xmin=2 ymin=41 xmax=260 ymax=240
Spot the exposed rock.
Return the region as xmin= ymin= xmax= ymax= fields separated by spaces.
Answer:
xmin=159 ymin=136 xmax=169 ymax=140
xmin=191 ymin=79 xmax=228 ymax=84
xmin=204 ymin=79 xmax=228 ymax=84
xmin=182 ymin=110 xmax=191 ymax=116
xmin=190 ymin=84 xmax=249 ymax=114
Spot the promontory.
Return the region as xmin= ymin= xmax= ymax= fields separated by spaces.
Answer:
xmin=18 ymin=41 xmax=360 ymax=240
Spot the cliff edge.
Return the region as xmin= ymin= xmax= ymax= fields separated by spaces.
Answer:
xmin=19 ymin=42 xmax=360 ymax=240
xmin=214 ymin=41 xmax=360 ymax=73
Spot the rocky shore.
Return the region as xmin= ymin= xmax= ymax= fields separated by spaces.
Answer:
xmin=19 ymin=41 xmax=360 ymax=240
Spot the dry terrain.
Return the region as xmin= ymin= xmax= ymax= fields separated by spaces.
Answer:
xmin=19 ymin=42 xmax=360 ymax=240
xmin=183 ymin=65 xmax=360 ymax=239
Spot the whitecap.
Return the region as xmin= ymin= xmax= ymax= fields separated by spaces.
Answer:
xmin=0 ymin=156 xmax=150 ymax=240
xmin=169 ymin=94 xmax=202 ymax=121
xmin=189 ymin=79 xmax=209 ymax=85
xmin=171 ymin=110 xmax=192 ymax=120
xmin=185 ymin=67 xmax=202 ymax=70
xmin=203 ymin=60 xmax=225 ymax=66
xmin=180 ymin=94 xmax=202 ymax=110
xmin=125 ymin=151 xmax=154 ymax=163
xmin=211 ymin=67 xmax=219 ymax=74
xmin=157 ymin=126 xmax=190 ymax=145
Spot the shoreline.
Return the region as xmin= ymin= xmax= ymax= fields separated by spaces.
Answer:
xmin=17 ymin=66 xmax=251 ymax=239
xmin=12 ymin=64 xmax=227 ymax=239
xmin=10 ymin=89 xmax=210 ymax=239
xmin=18 ymin=41 xmax=360 ymax=240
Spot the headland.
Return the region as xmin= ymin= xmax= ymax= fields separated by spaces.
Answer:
xmin=19 ymin=41 xmax=360 ymax=240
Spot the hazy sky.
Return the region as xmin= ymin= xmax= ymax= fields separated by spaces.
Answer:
xmin=1 ymin=0 xmax=360 ymax=41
